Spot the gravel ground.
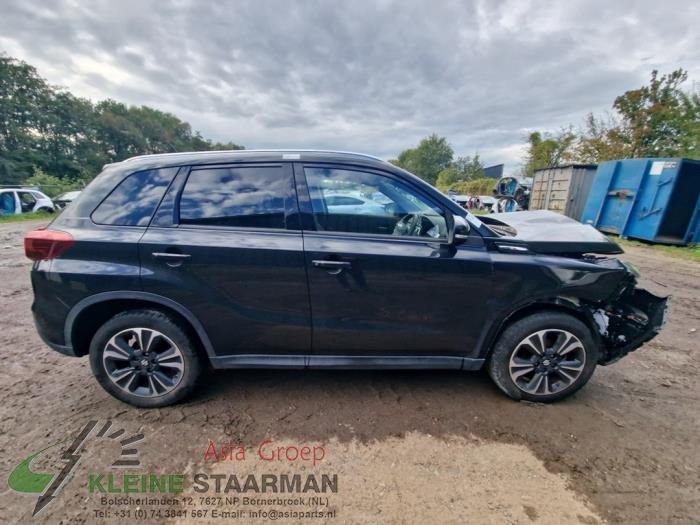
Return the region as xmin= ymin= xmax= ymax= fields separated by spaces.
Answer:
xmin=0 ymin=218 xmax=698 ymax=524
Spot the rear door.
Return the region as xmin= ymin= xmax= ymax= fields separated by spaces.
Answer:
xmin=139 ymin=162 xmax=311 ymax=364
xmin=295 ymin=163 xmax=492 ymax=361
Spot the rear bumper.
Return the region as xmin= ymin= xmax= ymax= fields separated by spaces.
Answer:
xmin=599 ymin=288 xmax=669 ymax=365
xmin=33 ymin=311 xmax=77 ymax=357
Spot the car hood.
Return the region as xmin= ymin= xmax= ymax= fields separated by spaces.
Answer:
xmin=480 ymin=210 xmax=623 ymax=255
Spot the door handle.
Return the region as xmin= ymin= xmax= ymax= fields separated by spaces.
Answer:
xmin=311 ymin=260 xmax=352 ymax=274
xmin=312 ymin=260 xmax=351 ymax=269
xmin=152 ymin=252 xmax=191 ymax=259
xmin=152 ymin=251 xmax=191 ymax=267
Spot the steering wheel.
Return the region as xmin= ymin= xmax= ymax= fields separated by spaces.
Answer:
xmin=393 ymin=213 xmax=426 ymax=237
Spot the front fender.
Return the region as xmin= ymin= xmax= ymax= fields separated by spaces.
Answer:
xmin=473 ymin=296 xmax=602 ymax=360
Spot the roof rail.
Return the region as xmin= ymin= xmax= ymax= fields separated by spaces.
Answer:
xmin=120 ymin=149 xmax=386 ymax=164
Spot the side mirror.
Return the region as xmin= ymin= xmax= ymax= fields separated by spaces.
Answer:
xmin=448 ymin=215 xmax=470 ymax=245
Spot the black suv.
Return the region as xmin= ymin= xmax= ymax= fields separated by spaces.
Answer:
xmin=26 ymin=150 xmax=667 ymax=407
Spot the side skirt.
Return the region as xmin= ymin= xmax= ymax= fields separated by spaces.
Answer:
xmin=209 ymin=355 xmax=484 ymax=371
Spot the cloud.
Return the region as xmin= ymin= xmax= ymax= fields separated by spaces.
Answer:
xmin=1 ymin=0 xmax=699 ymax=172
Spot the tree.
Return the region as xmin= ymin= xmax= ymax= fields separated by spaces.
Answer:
xmin=521 ymin=128 xmax=576 ymax=177
xmin=613 ymin=69 xmax=698 ymax=157
xmin=435 ymin=166 xmax=460 ymax=190
xmin=453 ymin=154 xmax=485 ymax=180
xmin=391 ymin=134 xmax=454 ymax=184
xmin=40 ymin=91 xmax=99 ymax=179
xmin=435 ymin=154 xmax=485 ymax=190
xmin=576 ymin=69 xmax=700 ymax=162
xmin=575 ymin=113 xmax=632 ymax=163
xmin=0 ymin=54 xmax=52 ymax=182
xmin=0 ymin=53 xmax=244 ymax=185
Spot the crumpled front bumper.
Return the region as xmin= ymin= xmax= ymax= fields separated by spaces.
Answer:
xmin=597 ymin=287 xmax=669 ymax=365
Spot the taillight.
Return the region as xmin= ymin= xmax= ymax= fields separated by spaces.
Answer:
xmin=24 ymin=228 xmax=74 ymax=261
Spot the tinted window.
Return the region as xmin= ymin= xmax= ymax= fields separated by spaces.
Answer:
xmin=92 ymin=168 xmax=178 ymax=226
xmin=179 ymin=166 xmax=290 ymax=229
xmin=326 ymin=195 xmax=365 ymax=206
xmin=304 ymin=167 xmax=447 ymax=239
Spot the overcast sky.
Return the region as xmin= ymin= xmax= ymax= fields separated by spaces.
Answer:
xmin=1 ymin=0 xmax=699 ymax=171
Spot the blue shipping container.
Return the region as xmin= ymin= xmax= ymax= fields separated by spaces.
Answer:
xmin=580 ymin=158 xmax=700 ymax=245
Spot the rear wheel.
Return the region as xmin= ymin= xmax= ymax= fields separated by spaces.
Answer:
xmin=89 ymin=309 xmax=201 ymax=407
xmin=487 ymin=312 xmax=598 ymax=402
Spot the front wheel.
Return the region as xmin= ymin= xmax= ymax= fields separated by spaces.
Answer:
xmin=487 ymin=312 xmax=598 ymax=403
xmin=89 ymin=309 xmax=202 ymax=407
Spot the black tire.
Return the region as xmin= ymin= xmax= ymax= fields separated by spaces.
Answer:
xmin=487 ymin=311 xmax=598 ymax=403
xmin=37 ymin=207 xmax=54 ymax=213
xmin=89 ymin=309 xmax=202 ymax=408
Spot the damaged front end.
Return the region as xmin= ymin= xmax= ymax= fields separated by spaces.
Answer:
xmin=590 ymin=270 xmax=669 ymax=365
xmin=482 ymin=210 xmax=670 ymax=365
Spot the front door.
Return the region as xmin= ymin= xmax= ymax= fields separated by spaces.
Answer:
xmin=296 ymin=164 xmax=492 ymax=361
xmin=17 ymin=191 xmax=36 ymax=213
xmin=139 ymin=163 xmax=311 ymax=364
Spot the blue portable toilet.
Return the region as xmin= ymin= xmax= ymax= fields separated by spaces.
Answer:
xmin=580 ymin=158 xmax=700 ymax=245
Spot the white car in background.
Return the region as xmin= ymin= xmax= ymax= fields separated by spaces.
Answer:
xmin=54 ymin=190 xmax=82 ymax=209
xmin=478 ymin=195 xmax=497 ymax=211
xmin=324 ymin=192 xmax=387 ymax=215
xmin=0 ymin=188 xmax=55 ymax=215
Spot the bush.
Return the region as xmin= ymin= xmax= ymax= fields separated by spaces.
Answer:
xmin=24 ymin=168 xmax=86 ymax=198
xmin=449 ymin=177 xmax=496 ymax=195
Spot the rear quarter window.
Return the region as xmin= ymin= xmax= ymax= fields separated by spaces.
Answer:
xmin=92 ymin=167 xmax=178 ymax=226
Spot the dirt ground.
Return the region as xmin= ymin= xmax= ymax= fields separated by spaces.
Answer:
xmin=0 ymin=218 xmax=698 ymax=524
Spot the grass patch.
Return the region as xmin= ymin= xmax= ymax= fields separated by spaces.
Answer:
xmin=612 ymin=236 xmax=700 ymax=264
xmin=0 ymin=211 xmax=55 ymax=224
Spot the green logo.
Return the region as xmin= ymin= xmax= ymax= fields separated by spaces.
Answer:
xmin=7 ymin=420 xmax=144 ymax=517
xmin=8 ymin=439 xmax=69 ymax=494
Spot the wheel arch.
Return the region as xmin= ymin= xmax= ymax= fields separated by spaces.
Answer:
xmin=476 ymin=298 xmax=602 ymax=360
xmin=66 ymin=291 xmax=215 ymax=359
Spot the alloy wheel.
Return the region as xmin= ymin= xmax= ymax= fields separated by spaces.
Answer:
xmin=102 ymin=327 xmax=185 ymax=398
xmin=508 ymin=329 xmax=586 ymax=396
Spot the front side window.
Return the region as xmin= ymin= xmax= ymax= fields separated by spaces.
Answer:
xmin=304 ymin=167 xmax=447 ymax=239
xmin=179 ymin=166 xmax=291 ymax=229
xmin=92 ymin=167 xmax=178 ymax=226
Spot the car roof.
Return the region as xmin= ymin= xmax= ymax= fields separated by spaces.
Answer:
xmin=106 ymin=149 xmax=388 ymax=172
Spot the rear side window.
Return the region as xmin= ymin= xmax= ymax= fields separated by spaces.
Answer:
xmin=178 ymin=166 xmax=291 ymax=229
xmin=92 ymin=168 xmax=178 ymax=226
